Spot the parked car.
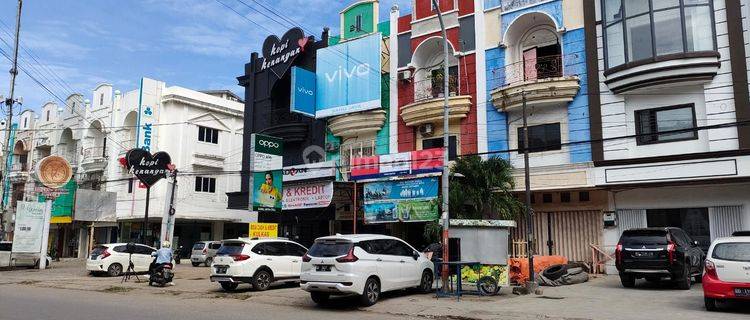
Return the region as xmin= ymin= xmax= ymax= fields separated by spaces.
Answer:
xmin=702 ymin=234 xmax=750 ymax=311
xmin=615 ymin=227 xmax=705 ymax=289
xmin=300 ymin=234 xmax=434 ymax=306
xmin=0 ymin=241 xmax=51 ymax=269
xmin=210 ymin=238 xmax=308 ymax=291
xmin=86 ymin=243 xmax=157 ymax=276
xmin=190 ymin=241 xmax=221 ymax=267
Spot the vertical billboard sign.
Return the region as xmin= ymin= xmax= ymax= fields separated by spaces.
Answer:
xmin=290 ymin=66 xmax=316 ymax=117
xmin=2 ymin=123 xmax=17 ymax=208
xmin=136 ymin=78 xmax=162 ymax=152
xmin=11 ymin=201 xmax=46 ymax=253
xmin=315 ymin=33 xmax=382 ymax=118
xmin=363 ymin=177 xmax=439 ymax=223
xmin=250 ymin=134 xmax=284 ymax=212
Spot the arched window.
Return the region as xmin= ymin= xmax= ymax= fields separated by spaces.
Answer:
xmin=602 ymin=0 xmax=715 ymax=68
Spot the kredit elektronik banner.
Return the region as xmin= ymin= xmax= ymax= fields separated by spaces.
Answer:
xmin=315 ymin=33 xmax=381 ymax=118
xmin=363 ymin=177 xmax=439 ymax=223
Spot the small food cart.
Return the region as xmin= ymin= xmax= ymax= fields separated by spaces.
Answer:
xmin=449 ymin=219 xmax=515 ymax=296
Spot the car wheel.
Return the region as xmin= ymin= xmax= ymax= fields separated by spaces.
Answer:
xmin=191 ymin=262 xmax=200 ymax=267
xmin=220 ymin=282 xmax=238 ymax=291
xmin=619 ymin=274 xmax=635 ymax=288
xmin=676 ymin=267 xmax=691 ymax=290
xmin=359 ymin=277 xmax=380 ymax=307
xmin=704 ymin=297 xmax=718 ymax=311
xmin=418 ymin=270 xmax=433 ymax=294
xmin=310 ymin=292 xmax=330 ymax=305
xmin=252 ymin=270 xmax=273 ymax=291
xmin=107 ymin=263 xmax=123 ymax=277
xmin=204 ymin=257 xmax=213 ymax=267
xmin=477 ymin=276 xmax=500 ymax=296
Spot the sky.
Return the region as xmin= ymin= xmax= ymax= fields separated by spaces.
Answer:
xmin=0 ymin=0 xmax=411 ymax=115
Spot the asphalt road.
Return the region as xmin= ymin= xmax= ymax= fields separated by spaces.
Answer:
xmin=0 ymin=284 xmax=422 ymax=320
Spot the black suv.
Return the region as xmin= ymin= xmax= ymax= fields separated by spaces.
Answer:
xmin=615 ymin=227 xmax=705 ymax=289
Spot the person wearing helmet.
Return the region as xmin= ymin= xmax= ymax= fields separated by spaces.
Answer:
xmin=149 ymin=241 xmax=174 ymax=275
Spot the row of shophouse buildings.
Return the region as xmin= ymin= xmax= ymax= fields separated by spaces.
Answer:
xmin=2 ymin=0 xmax=750 ymax=274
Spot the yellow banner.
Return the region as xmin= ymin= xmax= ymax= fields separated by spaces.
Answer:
xmin=249 ymin=223 xmax=278 ymax=238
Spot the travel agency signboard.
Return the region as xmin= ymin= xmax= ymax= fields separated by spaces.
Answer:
xmin=250 ymin=134 xmax=284 ymax=212
xmin=363 ymin=177 xmax=439 ymax=223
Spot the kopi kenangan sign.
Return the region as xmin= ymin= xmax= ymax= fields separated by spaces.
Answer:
xmin=126 ymin=148 xmax=173 ymax=187
xmin=257 ymin=27 xmax=309 ymax=74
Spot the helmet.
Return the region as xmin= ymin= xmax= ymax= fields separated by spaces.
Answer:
xmin=162 ymin=241 xmax=171 ymax=249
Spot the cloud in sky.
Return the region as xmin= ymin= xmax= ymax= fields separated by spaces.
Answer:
xmin=0 ymin=0 xmax=413 ymax=114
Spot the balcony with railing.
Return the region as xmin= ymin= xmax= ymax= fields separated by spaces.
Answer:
xmin=8 ymin=162 xmax=29 ymax=182
xmin=400 ymin=75 xmax=472 ymax=127
xmin=81 ymin=146 xmax=108 ymax=172
xmin=490 ymin=54 xmax=580 ymax=112
xmin=328 ymin=110 xmax=387 ymax=140
xmin=339 ymin=140 xmax=376 ymax=175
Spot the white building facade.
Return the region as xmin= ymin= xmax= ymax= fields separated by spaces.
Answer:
xmin=585 ymin=0 xmax=750 ymax=273
xmin=4 ymin=78 xmax=252 ymax=256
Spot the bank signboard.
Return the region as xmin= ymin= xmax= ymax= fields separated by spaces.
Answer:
xmin=315 ymin=33 xmax=381 ymax=118
xmin=363 ymin=177 xmax=439 ymax=223
xmin=250 ymin=134 xmax=284 ymax=212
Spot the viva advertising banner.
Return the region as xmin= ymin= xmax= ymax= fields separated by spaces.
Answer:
xmin=282 ymin=181 xmax=334 ymax=210
xmin=250 ymin=134 xmax=284 ymax=212
xmin=290 ymin=66 xmax=316 ymax=117
xmin=11 ymin=201 xmax=46 ymax=253
xmin=363 ymin=177 xmax=439 ymax=224
xmin=315 ymin=32 xmax=381 ymax=118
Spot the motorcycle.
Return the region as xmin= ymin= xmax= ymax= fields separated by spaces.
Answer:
xmin=148 ymin=259 xmax=174 ymax=287
xmin=173 ymin=246 xmax=184 ymax=264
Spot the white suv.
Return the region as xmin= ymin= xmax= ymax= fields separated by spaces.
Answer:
xmin=210 ymin=238 xmax=308 ymax=291
xmin=300 ymin=234 xmax=434 ymax=306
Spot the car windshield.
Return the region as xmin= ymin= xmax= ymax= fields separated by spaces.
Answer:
xmin=192 ymin=243 xmax=205 ymax=250
xmin=216 ymin=243 xmax=244 ymax=255
xmin=712 ymin=242 xmax=750 ymax=262
xmin=308 ymin=240 xmax=352 ymax=257
xmin=621 ymin=230 xmax=668 ymax=245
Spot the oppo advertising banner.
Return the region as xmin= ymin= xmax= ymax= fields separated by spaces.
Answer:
xmin=315 ymin=33 xmax=382 ymax=118
xmin=11 ymin=201 xmax=47 ymax=253
xmin=250 ymin=134 xmax=284 ymax=212
xmin=363 ymin=177 xmax=439 ymax=224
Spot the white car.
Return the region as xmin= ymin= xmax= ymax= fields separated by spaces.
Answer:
xmin=0 ymin=241 xmax=51 ymax=269
xmin=86 ymin=243 xmax=157 ymax=276
xmin=210 ymin=238 xmax=308 ymax=291
xmin=300 ymin=234 xmax=434 ymax=306
xmin=702 ymin=234 xmax=750 ymax=310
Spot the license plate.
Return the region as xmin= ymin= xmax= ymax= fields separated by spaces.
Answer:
xmin=316 ymin=265 xmax=331 ymax=272
xmin=634 ymin=252 xmax=653 ymax=257
xmin=734 ymin=288 xmax=750 ymax=297
xmin=215 ymin=266 xmax=228 ymax=274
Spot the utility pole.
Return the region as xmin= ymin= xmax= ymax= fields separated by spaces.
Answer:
xmin=521 ymin=91 xmax=536 ymax=291
xmin=432 ymin=0 xmax=451 ymax=290
xmin=0 ymin=0 xmax=23 ymax=240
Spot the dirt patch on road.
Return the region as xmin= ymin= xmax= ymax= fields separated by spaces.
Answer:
xmin=101 ymin=286 xmax=135 ymax=293
xmin=18 ymin=280 xmax=40 ymax=285
xmin=212 ymin=292 xmax=252 ymax=300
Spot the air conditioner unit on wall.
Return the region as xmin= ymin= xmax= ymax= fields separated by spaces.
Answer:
xmin=419 ymin=123 xmax=434 ymax=137
xmin=398 ymin=70 xmax=412 ymax=82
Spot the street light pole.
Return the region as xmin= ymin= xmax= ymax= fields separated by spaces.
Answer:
xmin=431 ymin=0 xmax=451 ymax=290
xmin=521 ymin=91 xmax=536 ymax=291
xmin=0 ymin=0 xmax=22 ymax=240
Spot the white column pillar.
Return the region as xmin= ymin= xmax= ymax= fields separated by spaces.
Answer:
xmin=389 ymin=5 xmax=400 ymax=153
xmin=474 ymin=0 xmax=488 ymax=156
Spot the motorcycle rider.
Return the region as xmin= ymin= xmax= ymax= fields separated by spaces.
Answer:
xmin=150 ymin=241 xmax=174 ymax=285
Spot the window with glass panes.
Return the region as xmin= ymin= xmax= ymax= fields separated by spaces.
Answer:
xmin=195 ymin=176 xmax=216 ymax=193
xmin=635 ymin=104 xmax=697 ymax=145
xmin=198 ymin=126 xmax=219 ymax=144
xmin=602 ymin=0 xmax=715 ymax=68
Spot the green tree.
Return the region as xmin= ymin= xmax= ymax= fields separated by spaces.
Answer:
xmin=449 ymin=155 xmax=522 ymax=220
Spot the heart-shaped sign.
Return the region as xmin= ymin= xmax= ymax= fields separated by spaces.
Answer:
xmin=257 ymin=27 xmax=306 ymax=75
xmin=126 ymin=148 xmax=172 ymax=188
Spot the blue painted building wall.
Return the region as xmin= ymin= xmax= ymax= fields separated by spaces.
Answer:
xmin=484 ymin=0 xmax=591 ymax=164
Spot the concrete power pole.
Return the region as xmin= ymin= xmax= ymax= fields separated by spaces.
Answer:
xmin=0 ymin=0 xmax=22 ymax=240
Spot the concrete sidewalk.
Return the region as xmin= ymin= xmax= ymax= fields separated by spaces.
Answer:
xmin=1 ymin=260 xmax=748 ymax=320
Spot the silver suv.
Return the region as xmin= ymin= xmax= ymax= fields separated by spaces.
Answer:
xmin=190 ymin=241 xmax=221 ymax=267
